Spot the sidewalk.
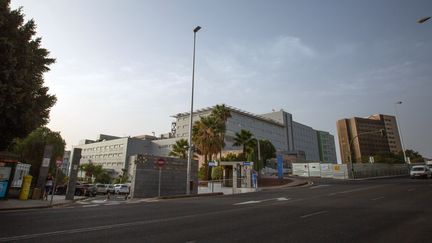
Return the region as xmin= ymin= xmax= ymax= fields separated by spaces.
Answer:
xmin=259 ymin=176 xmax=310 ymax=190
xmin=0 ymin=195 xmax=86 ymax=211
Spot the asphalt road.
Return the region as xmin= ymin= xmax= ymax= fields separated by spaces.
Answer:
xmin=1 ymin=177 xmax=431 ymax=243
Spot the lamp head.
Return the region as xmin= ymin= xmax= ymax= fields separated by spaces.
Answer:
xmin=417 ymin=16 xmax=431 ymax=24
xmin=194 ymin=26 xmax=202 ymax=33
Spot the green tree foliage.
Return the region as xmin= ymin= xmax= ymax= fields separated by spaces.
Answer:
xmin=80 ymin=163 xmax=105 ymax=183
xmin=361 ymin=149 xmax=424 ymax=164
xmin=198 ymin=165 xmax=207 ymax=180
xmin=0 ymin=1 xmax=56 ymax=150
xmin=192 ymin=116 xmax=223 ymax=179
xmin=221 ymin=152 xmax=243 ymax=161
xmin=233 ymin=129 xmax=256 ymax=160
xmin=404 ymin=149 xmax=424 ymax=163
xmin=258 ymin=139 xmax=276 ymax=166
xmin=168 ymin=138 xmax=189 ymax=159
xmin=211 ymin=166 xmax=223 ymax=180
xmin=211 ymin=104 xmax=231 ymax=157
xmin=9 ymin=127 xmax=65 ymax=179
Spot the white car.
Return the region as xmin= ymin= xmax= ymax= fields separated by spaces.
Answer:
xmin=410 ymin=165 xmax=432 ymax=179
xmin=114 ymin=184 xmax=129 ymax=194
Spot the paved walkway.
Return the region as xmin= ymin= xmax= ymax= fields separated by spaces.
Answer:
xmin=0 ymin=195 xmax=85 ymax=211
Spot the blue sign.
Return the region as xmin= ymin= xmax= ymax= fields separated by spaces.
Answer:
xmin=252 ymin=172 xmax=258 ymax=188
xmin=243 ymin=162 xmax=252 ymax=166
xmin=277 ymin=154 xmax=283 ymax=180
xmin=208 ymin=161 xmax=216 ymax=167
xmin=0 ymin=181 xmax=8 ymax=198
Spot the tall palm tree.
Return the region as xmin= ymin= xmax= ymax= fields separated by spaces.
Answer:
xmin=168 ymin=139 xmax=189 ymax=159
xmin=192 ymin=115 xmax=223 ymax=180
xmin=233 ymin=129 xmax=256 ymax=159
xmin=211 ymin=104 xmax=231 ymax=159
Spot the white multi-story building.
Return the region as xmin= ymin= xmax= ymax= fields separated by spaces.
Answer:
xmin=173 ymin=105 xmax=337 ymax=163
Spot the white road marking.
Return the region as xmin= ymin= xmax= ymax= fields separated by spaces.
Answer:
xmin=234 ymin=201 xmax=261 ymax=205
xmin=371 ymin=196 xmax=385 ymax=201
xmin=276 ymin=197 xmax=290 ymax=201
xmin=300 ymin=210 xmax=328 ymax=219
xmin=82 ymin=205 xmax=98 ymax=208
xmin=234 ymin=197 xmax=291 ymax=205
xmin=76 ymin=201 xmax=90 ymax=205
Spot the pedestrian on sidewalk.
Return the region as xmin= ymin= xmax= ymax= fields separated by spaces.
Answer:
xmin=43 ymin=173 xmax=54 ymax=200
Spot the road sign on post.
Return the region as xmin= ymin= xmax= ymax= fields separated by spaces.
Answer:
xmin=156 ymin=158 xmax=166 ymax=167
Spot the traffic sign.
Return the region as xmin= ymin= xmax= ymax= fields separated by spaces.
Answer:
xmin=56 ymin=160 xmax=62 ymax=168
xmin=208 ymin=161 xmax=216 ymax=167
xmin=243 ymin=162 xmax=252 ymax=166
xmin=156 ymin=158 xmax=166 ymax=167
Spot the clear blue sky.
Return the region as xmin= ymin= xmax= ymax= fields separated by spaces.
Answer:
xmin=11 ymin=0 xmax=432 ymax=160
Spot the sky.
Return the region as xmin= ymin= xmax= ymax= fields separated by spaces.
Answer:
xmin=11 ymin=0 xmax=432 ymax=161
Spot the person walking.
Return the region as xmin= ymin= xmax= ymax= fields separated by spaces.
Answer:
xmin=43 ymin=173 xmax=54 ymax=200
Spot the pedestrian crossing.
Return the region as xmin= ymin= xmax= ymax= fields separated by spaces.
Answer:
xmin=64 ymin=197 xmax=160 ymax=209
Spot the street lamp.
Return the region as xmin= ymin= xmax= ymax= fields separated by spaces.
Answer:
xmin=394 ymin=101 xmax=408 ymax=164
xmin=417 ymin=16 xmax=431 ymax=24
xmin=186 ymin=25 xmax=201 ymax=195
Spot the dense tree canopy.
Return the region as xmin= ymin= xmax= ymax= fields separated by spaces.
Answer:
xmin=0 ymin=0 xmax=56 ymax=150
xmin=168 ymin=138 xmax=189 ymax=159
xmin=9 ymin=127 xmax=65 ymax=179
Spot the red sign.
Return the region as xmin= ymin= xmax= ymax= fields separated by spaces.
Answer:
xmin=56 ymin=159 xmax=62 ymax=168
xmin=156 ymin=158 xmax=166 ymax=167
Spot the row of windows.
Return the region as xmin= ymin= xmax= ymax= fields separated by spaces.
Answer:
xmin=83 ymin=144 xmax=124 ymax=152
xmin=82 ymin=153 xmax=123 ymax=159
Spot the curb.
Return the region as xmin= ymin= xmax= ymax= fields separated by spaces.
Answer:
xmin=350 ymin=174 xmax=408 ymax=181
xmin=0 ymin=197 xmax=88 ymax=212
xmin=259 ymin=179 xmax=311 ymax=190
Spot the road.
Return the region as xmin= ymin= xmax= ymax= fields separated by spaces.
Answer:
xmin=1 ymin=177 xmax=431 ymax=243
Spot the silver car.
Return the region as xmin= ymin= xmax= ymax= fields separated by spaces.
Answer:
xmin=410 ymin=165 xmax=432 ymax=179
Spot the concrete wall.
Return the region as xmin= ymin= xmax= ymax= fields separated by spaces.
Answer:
xmin=131 ymin=156 xmax=198 ymax=198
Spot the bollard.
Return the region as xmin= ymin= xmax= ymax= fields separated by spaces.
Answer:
xmin=19 ymin=175 xmax=33 ymax=200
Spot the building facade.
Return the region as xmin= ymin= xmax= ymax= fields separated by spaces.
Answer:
xmin=71 ymin=134 xmax=155 ymax=178
xmin=173 ymin=105 xmax=337 ymax=163
xmin=337 ymin=114 xmax=402 ymax=164
xmin=316 ymin=131 xmax=337 ymax=163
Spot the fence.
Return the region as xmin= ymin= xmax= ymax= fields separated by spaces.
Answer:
xmin=293 ymin=162 xmax=408 ymax=179
xmin=198 ymin=178 xmax=257 ymax=195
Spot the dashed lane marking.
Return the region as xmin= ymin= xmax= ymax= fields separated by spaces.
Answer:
xmin=300 ymin=210 xmax=328 ymax=219
xmin=371 ymin=196 xmax=385 ymax=201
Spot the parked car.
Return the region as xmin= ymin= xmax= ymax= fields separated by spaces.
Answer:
xmin=106 ymin=184 xmax=115 ymax=194
xmin=410 ymin=165 xmax=432 ymax=179
xmin=81 ymin=184 xmax=97 ymax=197
xmin=114 ymin=184 xmax=129 ymax=194
xmin=95 ymin=184 xmax=108 ymax=194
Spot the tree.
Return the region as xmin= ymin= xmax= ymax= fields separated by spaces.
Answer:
xmin=0 ymin=1 xmax=56 ymax=150
xmin=233 ymin=129 xmax=255 ymax=160
xmin=258 ymin=139 xmax=276 ymax=167
xmin=79 ymin=163 xmax=104 ymax=183
xmin=192 ymin=115 xmax=223 ymax=180
xmin=168 ymin=139 xmax=189 ymax=159
xmin=404 ymin=149 xmax=424 ymax=163
xmin=211 ymin=166 xmax=223 ymax=180
xmin=9 ymin=127 xmax=65 ymax=180
xmin=211 ymin=104 xmax=231 ymax=158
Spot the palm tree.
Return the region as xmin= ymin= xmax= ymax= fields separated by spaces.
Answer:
xmin=192 ymin=115 xmax=223 ymax=180
xmin=192 ymin=115 xmax=222 ymax=162
xmin=233 ymin=129 xmax=256 ymax=159
xmin=168 ymin=139 xmax=189 ymax=159
xmin=211 ymin=104 xmax=231 ymax=159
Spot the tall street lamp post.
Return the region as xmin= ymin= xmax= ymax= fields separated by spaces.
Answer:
xmin=394 ymin=101 xmax=408 ymax=164
xmin=186 ymin=26 xmax=201 ymax=195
